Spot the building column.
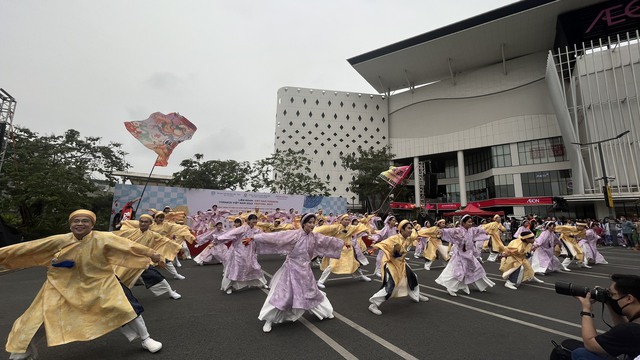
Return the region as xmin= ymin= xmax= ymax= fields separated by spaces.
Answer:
xmin=457 ymin=151 xmax=467 ymax=207
xmin=414 ymin=157 xmax=421 ymax=208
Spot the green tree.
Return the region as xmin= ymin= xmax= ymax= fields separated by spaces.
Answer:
xmin=340 ymin=145 xmax=396 ymax=212
xmin=0 ymin=127 xmax=130 ymax=239
xmin=169 ymin=153 xmax=251 ymax=190
xmin=251 ymin=149 xmax=330 ymax=196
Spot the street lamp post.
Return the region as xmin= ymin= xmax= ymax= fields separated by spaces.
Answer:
xmin=571 ymin=130 xmax=630 ymax=218
xmin=351 ymin=196 xmax=356 ymax=211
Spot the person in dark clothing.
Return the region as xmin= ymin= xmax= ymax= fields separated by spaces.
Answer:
xmin=571 ymin=274 xmax=640 ymax=360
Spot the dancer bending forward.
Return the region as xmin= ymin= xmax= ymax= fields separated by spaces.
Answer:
xmin=436 ymin=215 xmax=495 ymax=297
xmin=367 ymin=220 xmax=429 ymax=315
xmin=246 ymin=214 xmax=344 ymax=332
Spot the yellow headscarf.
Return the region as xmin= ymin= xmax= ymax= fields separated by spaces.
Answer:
xmin=139 ymin=214 xmax=153 ymax=221
xmin=68 ymin=209 xmax=96 ymax=224
xmin=397 ymin=219 xmax=411 ymax=231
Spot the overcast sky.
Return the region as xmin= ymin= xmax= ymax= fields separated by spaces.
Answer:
xmin=1 ymin=0 xmax=516 ymax=175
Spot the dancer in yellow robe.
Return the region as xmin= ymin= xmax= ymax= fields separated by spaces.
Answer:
xmin=120 ymin=212 xmax=190 ymax=280
xmin=367 ymin=220 xmax=429 ymax=315
xmin=499 ymin=231 xmax=544 ymax=290
xmin=481 ymin=214 xmax=506 ymax=262
xmin=314 ymin=214 xmax=372 ymax=288
xmin=0 ymin=210 xmax=164 ymax=359
xmin=556 ymin=222 xmax=588 ymax=271
xmin=417 ymin=219 xmax=450 ymax=270
xmin=113 ymin=214 xmax=183 ymax=300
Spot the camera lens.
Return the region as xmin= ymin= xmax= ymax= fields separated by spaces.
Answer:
xmin=555 ymin=282 xmax=609 ymax=303
xmin=555 ymin=282 xmax=589 ymax=297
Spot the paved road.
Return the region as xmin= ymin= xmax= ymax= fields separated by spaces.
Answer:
xmin=0 ymin=247 xmax=638 ymax=359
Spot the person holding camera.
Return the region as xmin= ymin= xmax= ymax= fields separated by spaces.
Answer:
xmin=572 ymin=274 xmax=640 ymax=359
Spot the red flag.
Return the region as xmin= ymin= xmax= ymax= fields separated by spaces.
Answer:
xmin=379 ymin=165 xmax=412 ymax=187
xmin=124 ymin=112 xmax=197 ymax=166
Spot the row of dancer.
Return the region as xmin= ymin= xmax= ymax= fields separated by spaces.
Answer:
xmin=0 ymin=210 xmax=177 ymax=359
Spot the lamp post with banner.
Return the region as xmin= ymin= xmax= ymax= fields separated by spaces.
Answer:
xmin=571 ymin=130 xmax=630 ymax=218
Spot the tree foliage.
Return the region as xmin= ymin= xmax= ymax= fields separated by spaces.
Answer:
xmin=0 ymin=127 xmax=130 ymax=239
xmin=340 ymin=145 xmax=395 ymax=212
xmin=169 ymin=154 xmax=251 ymax=190
xmin=250 ymin=149 xmax=330 ymax=196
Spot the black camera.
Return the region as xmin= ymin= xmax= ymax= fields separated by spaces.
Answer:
xmin=554 ymin=282 xmax=610 ymax=303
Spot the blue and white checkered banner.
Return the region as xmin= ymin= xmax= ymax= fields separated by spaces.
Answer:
xmin=111 ymin=184 xmax=347 ymax=229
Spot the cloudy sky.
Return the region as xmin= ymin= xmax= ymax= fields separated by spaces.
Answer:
xmin=1 ymin=0 xmax=516 ymax=175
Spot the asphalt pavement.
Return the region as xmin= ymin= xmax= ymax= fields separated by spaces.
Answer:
xmin=0 ymin=246 xmax=638 ymax=360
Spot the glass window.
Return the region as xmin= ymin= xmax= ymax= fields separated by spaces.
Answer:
xmin=517 ymin=137 xmax=567 ymax=165
xmin=521 ymin=169 xmax=573 ymax=196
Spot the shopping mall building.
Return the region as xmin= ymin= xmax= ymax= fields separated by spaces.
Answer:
xmin=275 ymin=0 xmax=640 ymax=220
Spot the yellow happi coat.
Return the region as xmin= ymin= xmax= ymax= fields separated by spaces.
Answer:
xmin=149 ymin=221 xmax=195 ymax=245
xmin=314 ymin=223 xmax=370 ymax=274
xmin=417 ymin=226 xmax=450 ymax=261
xmin=499 ymin=238 xmax=534 ymax=281
xmin=481 ymin=221 xmax=506 ymax=252
xmin=254 ymin=222 xmax=294 ymax=233
xmin=374 ymin=233 xmax=414 ymax=297
xmin=555 ymin=225 xmax=585 ymax=262
xmin=148 ymin=209 xmax=186 ymax=223
xmin=0 ymin=231 xmax=155 ymax=353
xmin=112 ymin=227 xmax=182 ymax=288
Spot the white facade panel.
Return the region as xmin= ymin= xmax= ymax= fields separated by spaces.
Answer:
xmin=274 ymin=87 xmax=389 ymax=205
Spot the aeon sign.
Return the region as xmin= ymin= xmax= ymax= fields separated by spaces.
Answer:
xmin=526 ymin=198 xmax=541 ymax=204
xmin=586 ymin=0 xmax=640 ymax=34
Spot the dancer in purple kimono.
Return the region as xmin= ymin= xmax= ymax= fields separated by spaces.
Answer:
xmin=512 ymin=219 xmax=531 ymax=239
xmin=414 ymin=221 xmax=431 ymax=259
xmin=189 ymin=211 xmax=209 ymax=235
xmin=530 ymin=221 xmax=566 ymax=274
xmin=245 ymin=214 xmax=344 ymax=333
xmin=435 ymin=215 xmax=495 ymax=296
xmin=215 ymin=214 xmax=268 ymax=294
xmin=193 ymin=222 xmax=228 ymax=266
xmin=579 ymin=222 xmax=609 ymax=266
xmin=207 ymin=205 xmax=230 ymax=229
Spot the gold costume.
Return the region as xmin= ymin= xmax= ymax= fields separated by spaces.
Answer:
xmin=417 ymin=226 xmax=450 ymax=261
xmin=147 ymin=208 xmax=186 ymax=223
xmin=112 ymin=227 xmax=181 ymax=288
xmin=149 ymin=221 xmax=195 ymax=245
xmin=481 ymin=221 xmax=506 ymax=252
xmin=499 ymin=238 xmax=534 ymax=282
xmin=314 ymin=223 xmax=370 ymax=274
xmin=255 ymin=222 xmax=294 ymax=233
xmin=555 ymin=225 xmax=585 ymax=262
xmin=373 ymin=233 xmax=413 ymax=293
xmin=0 ymin=231 xmax=155 ymax=353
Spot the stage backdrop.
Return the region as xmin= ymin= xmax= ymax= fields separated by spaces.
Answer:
xmin=110 ymin=184 xmax=346 ymax=230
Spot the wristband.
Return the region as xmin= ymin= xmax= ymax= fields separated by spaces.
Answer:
xmin=580 ymin=311 xmax=594 ymax=318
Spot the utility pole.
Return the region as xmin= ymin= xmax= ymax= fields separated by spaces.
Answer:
xmin=572 ymin=130 xmax=630 ymax=219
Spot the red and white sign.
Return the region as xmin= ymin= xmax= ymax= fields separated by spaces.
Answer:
xmin=469 ymin=197 xmax=553 ymax=207
xmin=437 ymin=203 xmax=461 ymax=211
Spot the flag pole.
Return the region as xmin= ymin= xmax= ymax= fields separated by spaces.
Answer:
xmin=373 ymin=168 xmax=414 ymax=214
xmin=134 ymin=156 xmax=159 ymax=216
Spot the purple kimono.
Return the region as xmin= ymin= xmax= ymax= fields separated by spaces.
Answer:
xmin=216 ymin=225 xmax=264 ymax=282
xmin=440 ymin=227 xmax=488 ymax=284
xmin=253 ymin=229 xmax=343 ymax=310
